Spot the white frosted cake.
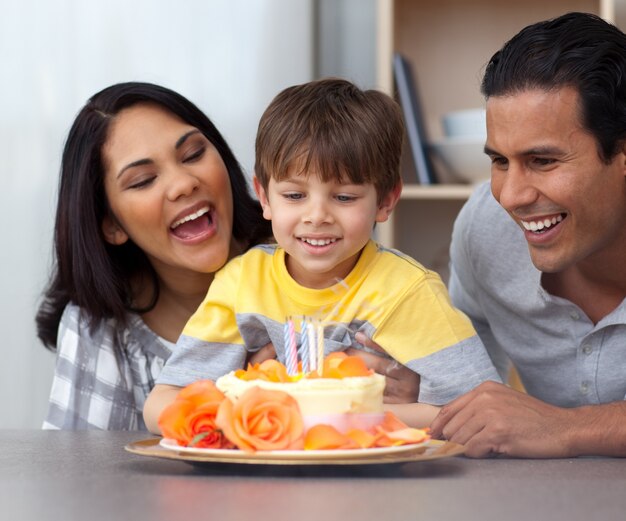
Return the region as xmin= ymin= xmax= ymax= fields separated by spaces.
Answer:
xmin=215 ymin=356 xmax=386 ymax=432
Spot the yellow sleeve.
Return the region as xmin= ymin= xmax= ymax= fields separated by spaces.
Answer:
xmin=371 ymin=271 xmax=476 ymax=365
xmin=181 ymin=256 xmax=245 ymax=346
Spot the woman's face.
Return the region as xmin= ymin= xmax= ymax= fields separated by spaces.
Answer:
xmin=101 ymin=103 xmax=234 ymax=282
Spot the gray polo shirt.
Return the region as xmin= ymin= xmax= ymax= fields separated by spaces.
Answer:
xmin=449 ymin=182 xmax=626 ymax=408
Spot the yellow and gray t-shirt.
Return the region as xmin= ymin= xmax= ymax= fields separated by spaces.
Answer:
xmin=158 ymin=240 xmax=500 ymax=405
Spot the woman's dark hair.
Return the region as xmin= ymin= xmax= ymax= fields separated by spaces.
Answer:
xmin=36 ymin=82 xmax=272 ymax=350
xmin=481 ymin=12 xmax=626 ymax=162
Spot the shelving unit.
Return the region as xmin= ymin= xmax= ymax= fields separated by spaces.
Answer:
xmin=375 ymin=0 xmax=614 ymax=278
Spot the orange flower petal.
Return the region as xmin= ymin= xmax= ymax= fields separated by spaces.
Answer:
xmin=379 ymin=411 xmax=410 ymax=431
xmin=304 ymin=424 xmax=358 ymax=450
xmin=336 ymin=356 xmax=372 ymax=377
xmin=345 ymin=428 xmax=377 ymax=448
xmin=374 ymin=412 xmax=431 ymax=447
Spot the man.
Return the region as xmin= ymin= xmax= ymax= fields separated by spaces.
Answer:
xmin=429 ymin=12 xmax=626 ymax=457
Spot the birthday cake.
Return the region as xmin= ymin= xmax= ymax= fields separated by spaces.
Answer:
xmin=215 ymin=353 xmax=386 ymax=432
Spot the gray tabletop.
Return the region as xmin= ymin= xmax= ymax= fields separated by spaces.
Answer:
xmin=2 ymin=430 xmax=625 ymax=521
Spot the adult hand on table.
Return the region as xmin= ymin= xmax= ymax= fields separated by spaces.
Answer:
xmin=429 ymin=380 xmax=577 ymax=458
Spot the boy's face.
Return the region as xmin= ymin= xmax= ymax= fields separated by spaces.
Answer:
xmin=254 ymin=170 xmax=399 ymax=289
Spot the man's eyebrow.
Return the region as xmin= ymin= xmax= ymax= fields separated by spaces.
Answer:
xmin=483 ymin=145 xmax=565 ymax=156
xmin=117 ymin=130 xmax=202 ymax=179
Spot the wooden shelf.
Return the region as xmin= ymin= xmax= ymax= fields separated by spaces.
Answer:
xmin=400 ymin=183 xmax=477 ymax=200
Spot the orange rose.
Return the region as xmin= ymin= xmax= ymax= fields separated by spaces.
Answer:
xmin=215 ymin=387 xmax=304 ymax=452
xmin=158 ymin=380 xmax=234 ymax=449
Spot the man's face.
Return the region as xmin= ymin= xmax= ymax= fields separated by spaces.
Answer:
xmin=486 ymin=87 xmax=626 ymax=274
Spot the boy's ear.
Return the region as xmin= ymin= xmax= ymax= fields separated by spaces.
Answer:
xmin=375 ymin=181 xmax=402 ymax=223
xmin=101 ymin=214 xmax=129 ymax=245
xmin=253 ymin=176 xmax=272 ymax=221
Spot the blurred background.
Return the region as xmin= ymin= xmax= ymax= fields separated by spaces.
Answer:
xmin=0 ymin=0 xmax=376 ymax=428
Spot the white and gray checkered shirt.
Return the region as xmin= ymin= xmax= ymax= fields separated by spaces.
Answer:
xmin=43 ymin=303 xmax=173 ymax=430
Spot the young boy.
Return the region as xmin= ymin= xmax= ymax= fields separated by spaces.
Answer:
xmin=144 ymin=78 xmax=499 ymax=432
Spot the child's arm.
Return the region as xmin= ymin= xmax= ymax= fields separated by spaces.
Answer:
xmin=143 ymin=384 xmax=183 ymax=434
xmin=384 ymin=403 xmax=441 ymax=429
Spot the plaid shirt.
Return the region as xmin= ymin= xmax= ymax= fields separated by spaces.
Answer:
xmin=43 ymin=303 xmax=172 ymax=430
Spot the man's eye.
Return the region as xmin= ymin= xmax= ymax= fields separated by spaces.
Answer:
xmin=490 ymin=156 xmax=508 ymax=168
xmin=533 ymin=157 xmax=556 ymax=166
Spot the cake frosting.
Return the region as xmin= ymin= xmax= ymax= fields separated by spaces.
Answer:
xmin=215 ymin=355 xmax=386 ymax=432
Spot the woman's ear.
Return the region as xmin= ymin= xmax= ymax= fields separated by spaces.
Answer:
xmin=375 ymin=181 xmax=403 ymax=223
xmin=253 ymin=176 xmax=272 ymax=221
xmin=101 ymin=214 xmax=129 ymax=245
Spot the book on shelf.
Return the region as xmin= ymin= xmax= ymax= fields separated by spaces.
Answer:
xmin=393 ymin=53 xmax=437 ymax=185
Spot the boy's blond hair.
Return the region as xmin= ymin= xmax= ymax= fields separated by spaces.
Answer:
xmin=254 ymin=78 xmax=404 ymax=203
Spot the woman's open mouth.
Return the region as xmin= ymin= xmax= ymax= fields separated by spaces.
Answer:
xmin=170 ymin=206 xmax=214 ymax=240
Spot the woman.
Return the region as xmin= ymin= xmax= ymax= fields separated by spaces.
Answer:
xmin=37 ymin=82 xmax=417 ymax=430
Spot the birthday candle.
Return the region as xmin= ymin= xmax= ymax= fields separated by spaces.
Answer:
xmin=286 ymin=317 xmax=298 ymax=375
xmin=299 ymin=317 xmax=310 ymax=374
xmin=307 ymin=319 xmax=317 ymax=372
xmin=316 ymin=320 xmax=325 ymax=376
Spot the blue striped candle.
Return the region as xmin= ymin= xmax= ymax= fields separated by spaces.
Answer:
xmin=299 ymin=317 xmax=310 ymax=374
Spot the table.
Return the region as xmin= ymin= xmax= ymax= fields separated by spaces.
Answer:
xmin=2 ymin=430 xmax=625 ymax=521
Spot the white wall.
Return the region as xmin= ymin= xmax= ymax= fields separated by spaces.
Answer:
xmin=0 ymin=0 xmax=313 ymax=428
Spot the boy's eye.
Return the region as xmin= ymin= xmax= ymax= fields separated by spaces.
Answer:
xmin=283 ymin=192 xmax=304 ymax=201
xmin=336 ymin=194 xmax=356 ymax=202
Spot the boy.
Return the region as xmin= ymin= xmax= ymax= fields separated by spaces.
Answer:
xmin=144 ymin=78 xmax=499 ymax=432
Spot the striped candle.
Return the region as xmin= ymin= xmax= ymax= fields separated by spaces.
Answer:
xmin=286 ymin=317 xmax=299 ymax=375
xmin=299 ymin=317 xmax=310 ymax=374
xmin=316 ymin=321 xmax=325 ymax=376
xmin=307 ymin=319 xmax=317 ymax=372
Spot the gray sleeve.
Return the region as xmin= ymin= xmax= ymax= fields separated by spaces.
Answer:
xmin=448 ymin=185 xmax=511 ymax=381
xmin=156 ymin=334 xmax=247 ymax=387
xmin=406 ymin=335 xmax=502 ymax=405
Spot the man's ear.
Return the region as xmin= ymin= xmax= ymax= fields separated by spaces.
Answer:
xmin=253 ymin=176 xmax=272 ymax=221
xmin=101 ymin=214 xmax=129 ymax=245
xmin=375 ymin=181 xmax=403 ymax=223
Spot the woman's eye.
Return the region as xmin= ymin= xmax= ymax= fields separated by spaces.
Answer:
xmin=183 ymin=147 xmax=206 ymax=163
xmin=128 ymin=176 xmax=156 ymax=189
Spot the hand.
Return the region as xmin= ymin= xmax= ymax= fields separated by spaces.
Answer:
xmin=430 ymin=380 xmax=575 ymax=458
xmin=245 ymin=343 xmax=276 ymax=365
xmin=346 ymin=332 xmax=420 ymax=404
